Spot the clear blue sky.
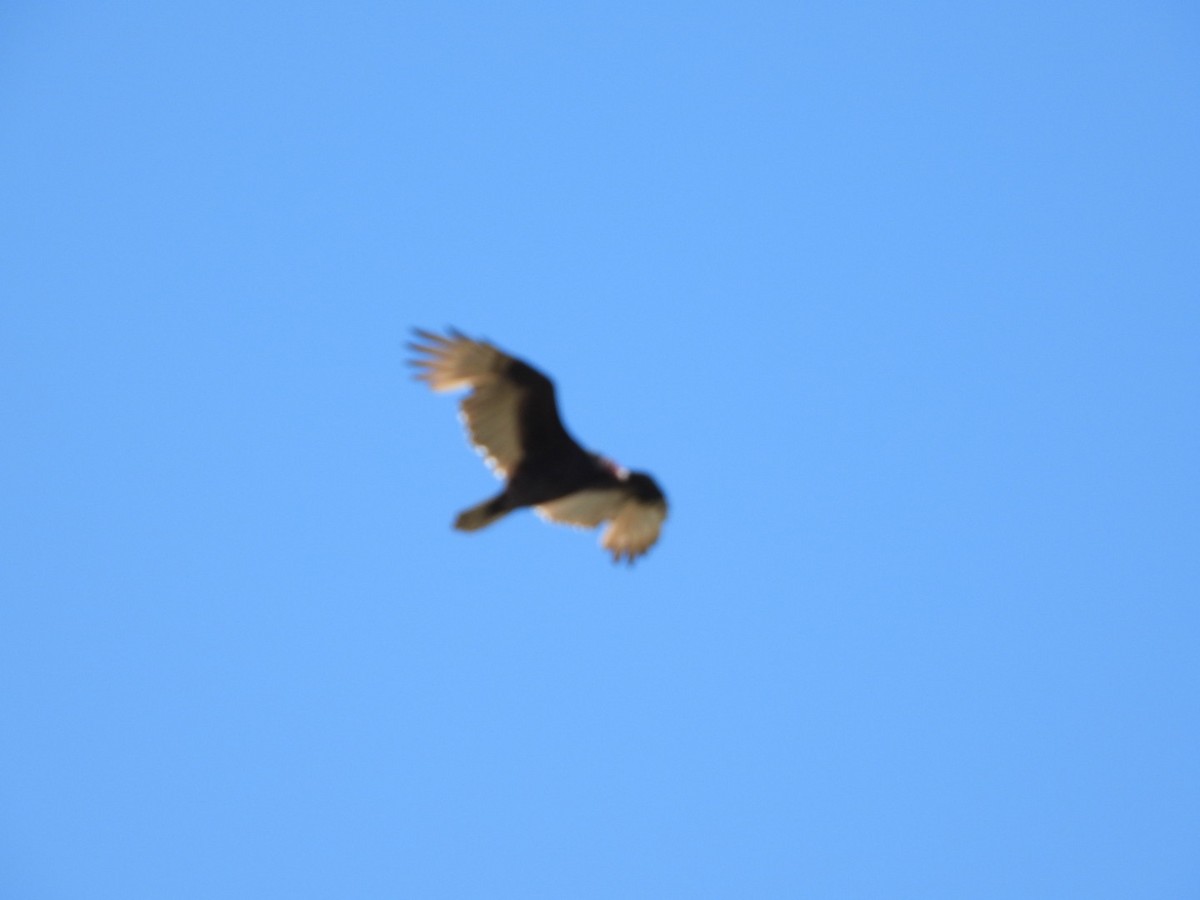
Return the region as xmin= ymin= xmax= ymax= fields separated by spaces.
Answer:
xmin=3 ymin=2 xmax=1198 ymax=897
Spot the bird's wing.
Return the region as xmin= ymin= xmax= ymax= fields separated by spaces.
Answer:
xmin=601 ymin=495 xmax=668 ymax=564
xmin=536 ymin=488 xmax=627 ymax=528
xmin=408 ymin=328 xmax=574 ymax=478
xmin=537 ymin=486 xmax=668 ymax=564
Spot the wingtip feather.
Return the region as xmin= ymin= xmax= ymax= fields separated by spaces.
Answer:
xmin=411 ymin=327 xmax=452 ymax=345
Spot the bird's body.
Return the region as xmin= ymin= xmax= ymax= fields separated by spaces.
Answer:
xmin=408 ymin=328 xmax=667 ymax=563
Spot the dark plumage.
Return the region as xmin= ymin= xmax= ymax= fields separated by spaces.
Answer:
xmin=408 ymin=328 xmax=668 ymax=563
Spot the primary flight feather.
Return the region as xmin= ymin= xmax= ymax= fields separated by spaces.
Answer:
xmin=408 ymin=328 xmax=668 ymax=563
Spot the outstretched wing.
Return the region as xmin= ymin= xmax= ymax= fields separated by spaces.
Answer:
xmin=408 ymin=328 xmax=576 ymax=478
xmin=537 ymin=474 xmax=668 ymax=564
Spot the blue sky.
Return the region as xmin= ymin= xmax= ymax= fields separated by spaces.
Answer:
xmin=2 ymin=2 xmax=1198 ymax=897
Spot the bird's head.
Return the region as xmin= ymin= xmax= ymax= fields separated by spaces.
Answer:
xmin=596 ymin=455 xmax=630 ymax=480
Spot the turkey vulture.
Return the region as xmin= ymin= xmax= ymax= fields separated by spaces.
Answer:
xmin=408 ymin=328 xmax=668 ymax=563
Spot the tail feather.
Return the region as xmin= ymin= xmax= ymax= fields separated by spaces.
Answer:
xmin=454 ymin=495 xmax=511 ymax=532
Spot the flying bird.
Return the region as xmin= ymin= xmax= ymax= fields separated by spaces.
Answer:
xmin=408 ymin=328 xmax=668 ymax=563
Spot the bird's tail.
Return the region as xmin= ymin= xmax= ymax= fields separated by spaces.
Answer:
xmin=454 ymin=494 xmax=511 ymax=532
